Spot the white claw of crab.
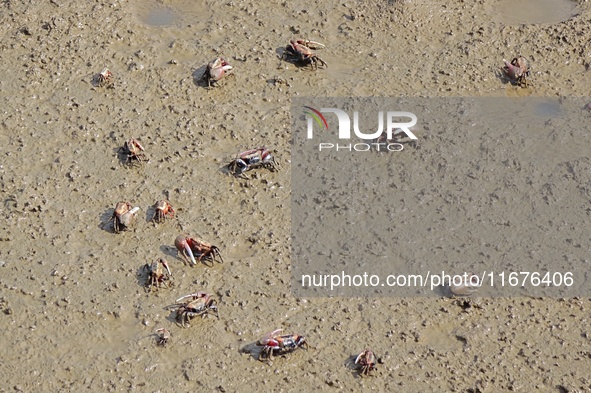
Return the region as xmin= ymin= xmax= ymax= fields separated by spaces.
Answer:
xmin=119 ymin=206 xmax=140 ymax=227
xmin=304 ymin=40 xmax=325 ymax=49
xmin=175 ymin=292 xmax=201 ymax=303
xmin=264 ymin=328 xmax=283 ymax=340
xmin=355 ymin=353 xmax=363 ymax=364
xmin=211 ymin=65 xmax=233 ymax=81
xmin=161 ymin=260 xmax=172 ymax=276
xmin=175 ymin=294 xmax=191 ymax=303
xmin=502 ymin=59 xmax=521 ymax=78
xmin=184 ymin=243 xmax=196 ymax=265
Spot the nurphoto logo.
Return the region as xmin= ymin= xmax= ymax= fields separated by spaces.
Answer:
xmin=303 ymin=106 xmax=418 ymax=152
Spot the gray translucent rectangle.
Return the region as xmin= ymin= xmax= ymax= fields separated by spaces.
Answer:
xmin=291 ymin=97 xmax=591 ymax=297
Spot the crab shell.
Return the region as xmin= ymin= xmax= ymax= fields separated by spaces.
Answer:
xmin=125 ymin=138 xmax=145 ymax=155
xmin=99 ymin=67 xmax=112 ymax=79
xmin=153 ymin=200 xmax=175 ymax=222
xmin=208 ymin=58 xmax=233 ymax=81
xmin=355 ymin=349 xmax=378 ymax=376
xmin=355 ymin=349 xmax=377 ymax=367
xmin=114 ymin=201 xmax=132 ymax=217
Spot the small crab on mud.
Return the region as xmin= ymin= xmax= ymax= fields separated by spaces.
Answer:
xmin=355 ymin=349 xmax=381 ymax=376
xmin=172 ymin=292 xmax=219 ymax=327
xmin=155 ymin=328 xmax=171 ymax=346
xmin=371 ymin=131 xmax=407 ymax=152
xmin=151 ymin=200 xmax=175 ymax=224
xmin=256 ymin=329 xmax=308 ymax=361
xmin=120 ymin=138 xmax=147 ymax=165
xmin=448 ymin=272 xmax=480 ymax=297
xmin=94 ymin=67 xmax=114 ymax=87
xmin=281 ymin=39 xmax=327 ymax=69
xmin=227 ymin=148 xmax=279 ymax=178
xmin=202 ymin=57 xmax=233 ymax=88
xmin=144 ymin=258 xmax=172 ymax=291
xmin=175 ymin=235 xmax=224 ymax=266
xmin=110 ymin=201 xmax=139 ymax=233
xmin=501 ymin=57 xmax=530 ymax=88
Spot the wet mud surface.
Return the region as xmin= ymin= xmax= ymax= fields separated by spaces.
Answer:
xmin=1 ymin=0 xmax=591 ymax=391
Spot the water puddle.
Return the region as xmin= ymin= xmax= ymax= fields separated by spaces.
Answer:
xmin=494 ymin=0 xmax=577 ymax=25
xmin=135 ymin=0 xmax=211 ymax=28
xmin=143 ymin=6 xmax=177 ymax=27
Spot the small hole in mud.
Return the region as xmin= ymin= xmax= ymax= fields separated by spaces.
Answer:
xmin=494 ymin=0 xmax=578 ymax=25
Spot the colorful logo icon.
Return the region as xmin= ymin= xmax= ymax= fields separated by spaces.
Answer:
xmin=303 ymin=106 xmax=328 ymax=130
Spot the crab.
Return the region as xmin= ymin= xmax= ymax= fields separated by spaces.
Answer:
xmin=155 ymin=328 xmax=171 ymax=346
xmin=281 ymin=39 xmax=327 ymax=69
xmin=95 ymin=67 xmax=114 ymax=87
xmin=111 ymin=201 xmax=139 ymax=233
xmin=355 ymin=349 xmax=380 ymax=376
xmin=175 ymin=235 xmax=224 ymax=266
xmin=372 ymin=130 xmax=406 ymax=152
xmin=227 ymin=148 xmax=278 ymax=178
xmin=501 ymin=57 xmax=530 ymax=88
xmin=144 ymin=258 xmax=172 ymax=291
xmin=120 ymin=138 xmax=147 ymax=165
xmin=256 ymin=328 xmax=308 ymax=361
xmin=152 ymin=200 xmax=175 ymax=223
xmin=202 ymin=57 xmax=233 ymax=88
xmin=173 ymin=292 xmax=219 ymax=327
xmin=449 ymin=272 xmax=480 ymax=297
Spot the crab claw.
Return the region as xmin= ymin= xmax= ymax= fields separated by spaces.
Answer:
xmin=355 ymin=350 xmax=369 ymax=364
xmin=175 ymin=235 xmax=196 ymax=266
xmin=160 ymin=259 xmax=172 ymax=276
xmin=175 ymin=291 xmax=206 ymax=303
xmin=211 ymin=64 xmax=233 ymax=81
xmin=207 ymin=58 xmax=233 ymax=81
xmin=119 ymin=206 xmax=140 ymax=227
xmin=257 ymin=328 xmax=283 ymax=346
xmin=502 ymin=59 xmax=521 ymax=79
xmin=297 ymin=39 xmax=325 ymax=49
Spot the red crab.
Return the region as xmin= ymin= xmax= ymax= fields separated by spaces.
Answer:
xmin=174 ymin=235 xmax=224 ymax=266
xmin=282 ymin=39 xmax=327 ymax=69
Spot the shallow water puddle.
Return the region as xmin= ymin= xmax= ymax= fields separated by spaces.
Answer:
xmin=143 ymin=6 xmax=177 ymax=26
xmin=135 ymin=0 xmax=210 ymax=28
xmin=495 ymin=0 xmax=577 ymax=24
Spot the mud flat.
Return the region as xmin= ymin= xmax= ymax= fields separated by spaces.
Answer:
xmin=1 ymin=0 xmax=591 ymax=391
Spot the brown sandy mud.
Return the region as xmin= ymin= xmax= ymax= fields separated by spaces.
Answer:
xmin=1 ymin=0 xmax=590 ymax=391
